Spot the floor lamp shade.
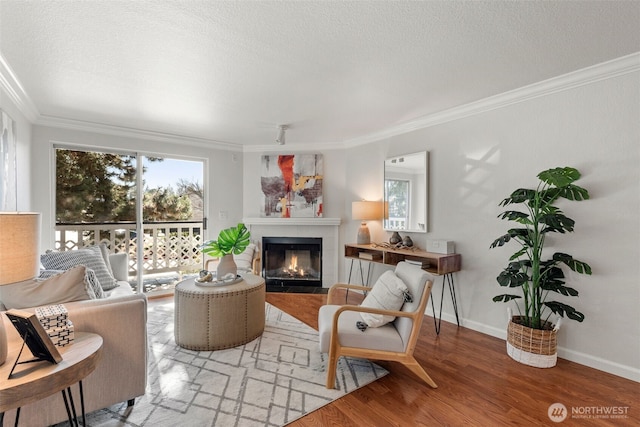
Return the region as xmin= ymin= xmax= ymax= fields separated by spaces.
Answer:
xmin=352 ymin=201 xmax=382 ymax=245
xmin=0 ymin=212 xmax=41 ymax=366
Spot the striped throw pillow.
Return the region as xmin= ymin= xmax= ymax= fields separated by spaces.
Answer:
xmin=41 ymin=249 xmax=118 ymax=291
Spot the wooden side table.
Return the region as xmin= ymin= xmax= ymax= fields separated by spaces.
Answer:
xmin=0 ymin=332 xmax=103 ymax=426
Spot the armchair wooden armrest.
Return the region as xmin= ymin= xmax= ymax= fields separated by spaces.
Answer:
xmin=330 ymin=304 xmax=420 ymax=328
xmin=327 ymin=283 xmax=369 ymax=304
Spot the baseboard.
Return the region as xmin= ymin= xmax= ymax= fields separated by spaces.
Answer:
xmin=427 ymin=309 xmax=640 ymax=383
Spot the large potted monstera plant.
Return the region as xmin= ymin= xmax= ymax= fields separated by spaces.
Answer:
xmin=490 ymin=167 xmax=592 ymax=368
xmin=201 ymin=223 xmax=251 ymax=279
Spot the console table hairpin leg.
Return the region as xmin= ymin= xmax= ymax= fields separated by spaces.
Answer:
xmin=347 ymin=258 xmax=373 ymax=287
xmin=346 ymin=259 xmax=373 ymax=300
xmin=431 ymin=273 xmax=460 ymax=335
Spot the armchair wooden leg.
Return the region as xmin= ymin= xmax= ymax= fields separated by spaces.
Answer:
xmin=404 ymin=357 xmax=438 ymax=389
xmin=326 ymin=353 xmax=339 ymax=389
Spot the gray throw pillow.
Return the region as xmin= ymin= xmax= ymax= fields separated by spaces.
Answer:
xmin=41 ymin=248 xmax=118 ymax=291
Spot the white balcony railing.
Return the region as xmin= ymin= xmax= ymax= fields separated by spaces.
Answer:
xmin=55 ymin=222 xmax=203 ymax=277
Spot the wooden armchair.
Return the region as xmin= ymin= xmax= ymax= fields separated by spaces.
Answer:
xmin=318 ymin=261 xmax=437 ymax=389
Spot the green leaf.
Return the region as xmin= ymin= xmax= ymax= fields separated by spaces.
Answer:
xmin=557 ymin=184 xmax=590 ymax=201
xmin=544 ymin=301 xmax=585 ymax=322
xmin=490 ymin=234 xmax=510 ymax=248
xmin=497 ymin=267 xmax=529 ymax=287
xmin=493 ymin=294 xmax=521 ymax=303
xmin=200 ymin=222 xmax=251 ymax=256
xmin=553 ymin=252 xmax=592 ymax=275
xmin=538 ymin=167 xmax=580 ymax=188
xmin=540 ymin=212 xmax=575 ymax=233
xmin=500 ymin=189 xmax=536 ymax=206
xmin=497 ymin=210 xmax=532 ymax=225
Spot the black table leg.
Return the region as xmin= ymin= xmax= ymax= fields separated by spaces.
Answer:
xmin=431 ymin=273 xmax=460 ymax=335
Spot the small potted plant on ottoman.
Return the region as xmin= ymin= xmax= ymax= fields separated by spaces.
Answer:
xmin=201 ymin=223 xmax=251 ymax=279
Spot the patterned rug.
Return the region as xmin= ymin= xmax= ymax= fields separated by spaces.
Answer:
xmin=69 ymin=300 xmax=388 ymax=426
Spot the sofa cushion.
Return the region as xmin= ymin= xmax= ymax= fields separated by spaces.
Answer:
xmin=41 ymin=248 xmax=118 ymax=291
xmin=39 ymin=268 xmax=105 ymax=299
xmin=0 ymin=265 xmax=98 ymax=310
xmin=358 ymin=270 xmax=412 ymax=328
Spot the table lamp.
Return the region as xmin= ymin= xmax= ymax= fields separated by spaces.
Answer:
xmin=352 ymin=201 xmax=382 ymax=245
xmin=0 ymin=212 xmax=41 ymax=366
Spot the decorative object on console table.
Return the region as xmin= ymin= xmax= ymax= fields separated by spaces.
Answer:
xmin=426 ymin=239 xmax=455 ymax=254
xmin=490 ymin=166 xmax=591 ymax=368
xmin=200 ymin=223 xmax=251 ymax=280
xmin=389 ymin=231 xmax=401 ymax=245
xmin=352 ymin=200 xmax=383 ymax=245
xmin=0 ymin=212 xmax=41 ymax=366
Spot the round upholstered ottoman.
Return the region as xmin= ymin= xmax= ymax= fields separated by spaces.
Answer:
xmin=174 ymin=274 xmax=265 ymax=351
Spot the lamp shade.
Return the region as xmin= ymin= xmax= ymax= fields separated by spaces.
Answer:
xmin=351 ymin=201 xmax=382 ymax=221
xmin=0 ymin=212 xmax=41 ymax=285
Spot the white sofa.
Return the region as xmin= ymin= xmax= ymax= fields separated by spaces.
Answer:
xmin=0 ymin=253 xmax=148 ymax=426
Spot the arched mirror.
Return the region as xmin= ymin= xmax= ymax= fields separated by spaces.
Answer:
xmin=384 ymin=151 xmax=428 ymax=233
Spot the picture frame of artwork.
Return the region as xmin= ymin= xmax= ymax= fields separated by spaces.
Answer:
xmin=1 ymin=109 xmax=17 ymax=211
xmin=260 ymin=154 xmax=323 ymax=218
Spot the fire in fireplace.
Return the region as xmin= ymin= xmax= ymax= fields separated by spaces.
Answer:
xmin=262 ymin=237 xmax=322 ymax=287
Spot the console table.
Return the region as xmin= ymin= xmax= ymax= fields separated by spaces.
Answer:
xmin=345 ymin=243 xmax=462 ymax=334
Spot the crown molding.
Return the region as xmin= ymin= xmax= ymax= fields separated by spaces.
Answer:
xmin=34 ymin=115 xmax=242 ymax=151
xmin=0 ymin=54 xmax=40 ymax=122
xmin=242 ymin=141 xmax=345 ymax=153
xmin=344 ymin=52 xmax=640 ymax=147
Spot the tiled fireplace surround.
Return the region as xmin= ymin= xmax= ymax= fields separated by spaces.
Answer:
xmin=243 ymin=217 xmax=341 ymax=287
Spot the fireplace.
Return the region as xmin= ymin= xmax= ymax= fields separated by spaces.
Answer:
xmin=262 ymin=237 xmax=322 ymax=287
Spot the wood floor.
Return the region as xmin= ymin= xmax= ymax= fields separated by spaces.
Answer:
xmin=266 ymin=291 xmax=639 ymax=427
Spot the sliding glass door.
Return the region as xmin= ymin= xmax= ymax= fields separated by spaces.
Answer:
xmin=54 ymin=147 xmax=204 ymax=294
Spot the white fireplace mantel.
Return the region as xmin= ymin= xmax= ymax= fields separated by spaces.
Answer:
xmin=243 ymin=217 xmax=341 ymax=226
xmin=242 ymin=217 xmax=342 ymax=287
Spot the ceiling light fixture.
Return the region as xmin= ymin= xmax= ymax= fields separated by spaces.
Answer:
xmin=276 ymin=125 xmax=287 ymax=145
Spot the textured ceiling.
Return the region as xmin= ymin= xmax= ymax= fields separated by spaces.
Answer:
xmin=1 ymin=1 xmax=639 ymax=148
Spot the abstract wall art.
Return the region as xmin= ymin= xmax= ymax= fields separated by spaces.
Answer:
xmin=260 ymin=154 xmax=323 ymax=218
xmin=1 ymin=110 xmax=17 ymax=211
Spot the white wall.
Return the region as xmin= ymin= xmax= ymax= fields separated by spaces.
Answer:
xmin=0 ymin=87 xmax=32 ymax=211
xmin=30 ymin=125 xmax=244 ymax=251
xmin=343 ymin=70 xmax=640 ymax=380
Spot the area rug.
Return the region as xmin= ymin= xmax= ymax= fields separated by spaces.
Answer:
xmin=68 ymin=300 xmax=388 ymax=426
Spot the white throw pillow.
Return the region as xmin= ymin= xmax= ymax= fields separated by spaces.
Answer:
xmin=0 ymin=265 xmax=98 ymax=310
xmin=358 ymin=270 xmax=412 ymax=329
xmin=233 ymin=243 xmax=257 ymax=271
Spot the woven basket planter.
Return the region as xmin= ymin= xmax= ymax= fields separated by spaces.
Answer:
xmin=506 ymin=310 xmax=559 ymax=368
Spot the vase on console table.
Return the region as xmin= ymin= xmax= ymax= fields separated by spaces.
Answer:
xmin=389 ymin=231 xmax=402 ymax=245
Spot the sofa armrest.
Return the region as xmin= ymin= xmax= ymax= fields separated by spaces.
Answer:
xmin=109 ymin=253 xmax=130 ymax=282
